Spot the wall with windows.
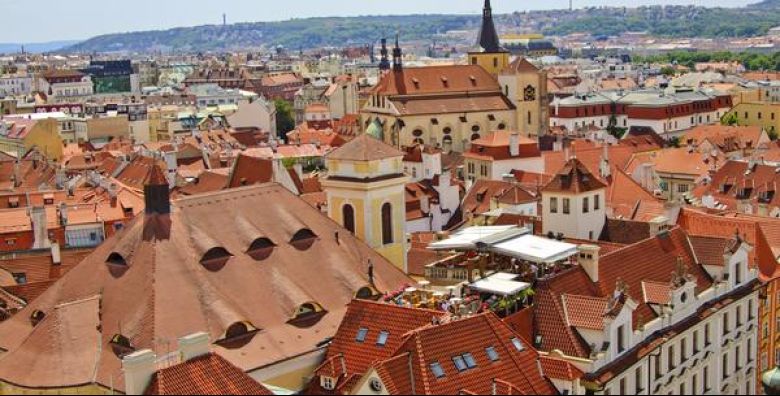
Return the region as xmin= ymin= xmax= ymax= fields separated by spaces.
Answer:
xmin=542 ymin=189 xmax=606 ymax=240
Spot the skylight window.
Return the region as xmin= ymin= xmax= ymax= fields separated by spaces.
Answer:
xmin=377 ymin=331 xmax=389 ymax=346
xmin=463 ymin=353 xmax=477 ymax=369
xmin=486 ymin=347 xmax=499 ymax=362
xmin=430 ymin=362 xmax=445 ymax=379
xmin=452 ymin=355 xmax=468 ymax=372
xmin=511 ymin=338 xmax=525 ymax=352
xmin=356 ymin=328 xmax=368 ymax=343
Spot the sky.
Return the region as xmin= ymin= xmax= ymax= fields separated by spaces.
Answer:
xmin=1 ymin=0 xmax=756 ymax=43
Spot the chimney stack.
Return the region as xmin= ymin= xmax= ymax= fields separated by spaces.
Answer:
xmin=30 ymin=206 xmax=50 ymax=250
xmin=178 ymin=332 xmax=211 ymax=362
xmin=509 ymin=132 xmax=520 ymax=157
xmin=577 ymin=244 xmax=601 ymax=282
xmin=144 ymin=165 xmax=170 ymax=215
xmin=51 ymin=243 xmax=61 ymax=265
xmin=122 ymin=349 xmax=157 ymax=396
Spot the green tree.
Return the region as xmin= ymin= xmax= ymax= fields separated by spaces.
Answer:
xmin=769 ymin=127 xmax=779 ymax=141
xmin=274 ymin=99 xmax=296 ymax=139
xmin=722 ymin=112 xmax=739 ymax=126
xmin=660 ymin=66 xmax=676 ymax=77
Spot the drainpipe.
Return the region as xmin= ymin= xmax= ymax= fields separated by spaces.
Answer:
xmin=408 ymin=353 xmax=416 ymax=395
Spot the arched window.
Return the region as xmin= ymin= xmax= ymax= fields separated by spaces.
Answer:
xmin=356 ymin=286 xmax=375 ymax=300
xmin=381 ymin=203 xmax=393 ymax=245
xmin=200 ymin=247 xmax=233 ymax=272
xmin=442 ymin=127 xmax=452 ymax=135
xmin=226 ymin=322 xmax=249 ymax=340
xmin=343 ymin=204 xmax=356 ymax=234
xmin=471 ymin=133 xmax=481 ymax=141
xmin=497 ymin=123 xmax=507 ymax=130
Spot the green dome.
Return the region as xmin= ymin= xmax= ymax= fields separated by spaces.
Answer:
xmin=763 ymin=367 xmax=780 ymax=395
xmin=366 ymin=119 xmax=384 ymax=141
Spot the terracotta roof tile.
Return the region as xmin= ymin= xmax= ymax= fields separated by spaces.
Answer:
xmin=326 ymin=134 xmax=404 ymax=162
xmin=145 ymin=353 xmax=272 ymax=395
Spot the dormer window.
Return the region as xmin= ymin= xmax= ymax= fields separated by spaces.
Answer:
xmin=290 ymin=302 xmax=326 ymax=325
xmin=110 ymin=333 xmax=135 ymax=357
xmin=200 ymin=247 xmax=233 ymax=271
xmin=247 ymin=237 xmax=276 ymax=261
xmin=217 ymin=321 xmax=259 ymax=347
xmin=290 ymin=228 xmax=318 ymax=250
xmin=106 ymin=252 xmax=127 ymax=266
xmin=30 ymin=310 xmax=45 ymax=326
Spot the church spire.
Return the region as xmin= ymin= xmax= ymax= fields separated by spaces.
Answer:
xmin=379 ymin=38 xmax=390 ymax=72
xmin=477 ymin=0 xmax=502 ymax=53
xmin=392 ymin=34 xmax=403 ymax=72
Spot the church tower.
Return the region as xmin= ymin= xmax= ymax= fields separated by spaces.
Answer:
xmin=469 ymin=0 xmax=510 ymax=77
xmin=498 ymin=57 xmax=550 ymax=137
xmin=321 ymin=134 xmax=409 ymax=272
xmin=378 ymin=38 xmax=391 ymax=73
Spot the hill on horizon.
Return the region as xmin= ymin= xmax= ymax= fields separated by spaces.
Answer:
xmin=64 ymin=2 xmax=780 ymax=54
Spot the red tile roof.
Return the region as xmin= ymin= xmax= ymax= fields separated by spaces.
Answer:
xmin=145 ymin=353 xmax=272 ymax=395
xmin=312 ymin=299 xmax=445 ymax=394
xmin=542 ymin=158 xmax=607 ymax=194
xmin=533 ymin=228 xmax=713 ymax=358
xmin=371 ymin=312 xmax=557 ymax=395
xmin=539 ymin=355 xmax=585 ymax=381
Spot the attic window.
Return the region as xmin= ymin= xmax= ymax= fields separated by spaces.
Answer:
xmin=290 ymin=228 xmax=318 ymax=250
xmin=412 ymin=78 xmax=420 ymax=89
xmin=247 ymin=237 xmax=276 ymax=261
xmin=469 ymin=75 xmax=477 ymax=86
xmin=217 ymin=321 xmax=259 ymax=348
xmin=110 ymin=333 xmax=135 ymax=357
xmin=511 ymin=337 xmax=525 ymax=351
xmin=430 ymin=362 xmax=445 ymax=379
xmin=200 ymin=247 xmax=233 ymax=271
xmin=290 ymin=302 xmax=326 ymax=325
xmin=356 ymin=327 xmax=369 ymax=343
xmin=106 ymin=252 xmax=127 ymax=266
xmin=376 ymin=330 xmax=389 ymax=346
xmin=440 ymin=76 xmax=449 ymax=88
xmin=486 ymin=346 xmax=499 ymax=362
xmin=30 ymin=310 xmax=45 ymax=326
xmin=355 ymin=286 xmax=376 ymax=300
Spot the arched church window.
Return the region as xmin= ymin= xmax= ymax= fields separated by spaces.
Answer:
xmin=381 ymin=203 xmax=393 ymax=245
xmin=343 ymin=204 xmax=356 ymax=234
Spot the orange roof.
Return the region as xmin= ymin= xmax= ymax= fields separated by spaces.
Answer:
xmin=373 ymin=65 xmax=501 ymax=96
xmin=542 ymin=158 xmax=607 ymax=194
xmin=0 ymin=184 xmax=411 ymax=392
xmin=145 ymin=353 xmax=272 ymax=395
xmin=371 ymin=312 xmax=557 ymax=395
xmin=326 ymin=134 xmax=404 ymax=162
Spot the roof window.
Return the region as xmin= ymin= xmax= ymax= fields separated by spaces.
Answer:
xmin=200 ymin=247 xmax=233 ymax=271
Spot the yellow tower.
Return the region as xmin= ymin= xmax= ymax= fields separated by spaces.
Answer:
xmin=321 ymin=134 xmax=409 ymax=272
xmin=468 ymin=0 xmax=510 ymax=77
xmin=498 ymin=57 xmax=550 ymax=138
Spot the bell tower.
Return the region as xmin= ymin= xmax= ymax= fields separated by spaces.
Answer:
xmin=321 ymin=134 xmax=409 ymax=272
xmin=468 ymin=0 xmax=510 ymax=77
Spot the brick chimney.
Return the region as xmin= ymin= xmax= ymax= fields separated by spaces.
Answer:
xmin=577 ymin=244 xmax=601 ymax=282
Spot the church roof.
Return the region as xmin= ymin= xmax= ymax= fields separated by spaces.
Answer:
xmin=326 ymin=133 xmax=404 ymax=162
xmin=0 ymin=183 xmax=411 ymax=392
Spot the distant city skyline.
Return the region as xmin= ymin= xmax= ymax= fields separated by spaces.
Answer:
xmin=2 ymin=0 xmax=756 ymax=43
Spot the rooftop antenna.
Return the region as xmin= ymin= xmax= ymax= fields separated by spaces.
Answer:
xmin=569 ymin=0 xmax=573 ymax=12
xmin=223 ymin=13 xmax=227 ymax=27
